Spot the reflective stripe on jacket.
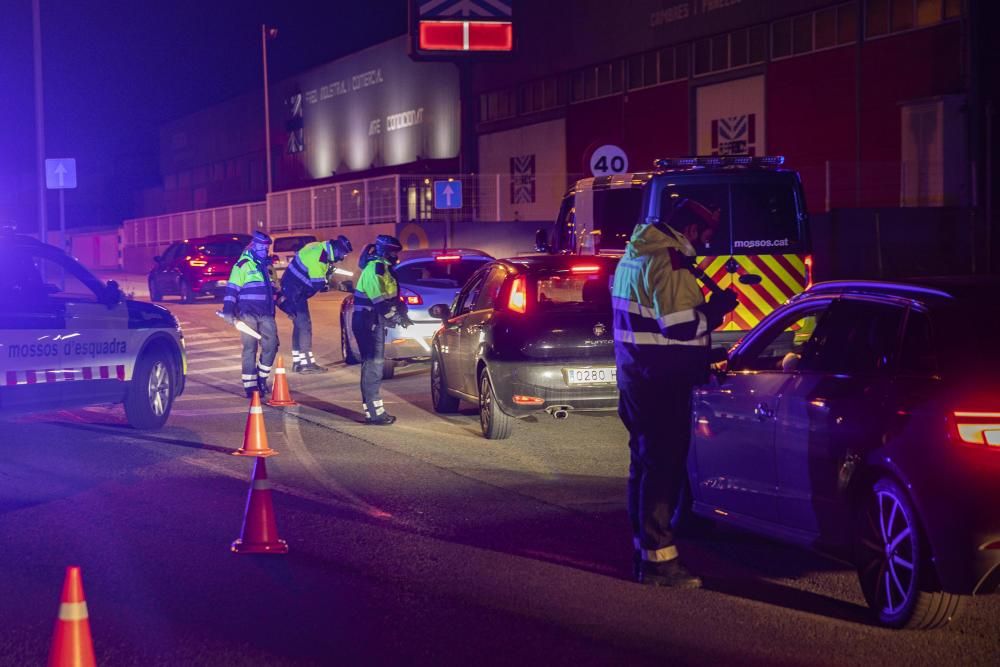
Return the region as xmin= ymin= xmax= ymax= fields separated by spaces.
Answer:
xmin=286 ymin=241 xmax=331 ymax=296
xmin=612 ymin=223 xmax=709 ymax=352
xmin=354 ymin=257 xmax=398 ymax=319
xmin=222 ymin=250 xmax=275 ymax=317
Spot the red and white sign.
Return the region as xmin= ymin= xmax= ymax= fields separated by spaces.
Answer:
xmin=5 ymin=365 xmax=127 ymax=386
xmin=696 ymin=75 xmax=765 ymax=157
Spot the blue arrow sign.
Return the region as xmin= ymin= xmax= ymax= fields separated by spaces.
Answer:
xmin=434 ymin=180 xmax=462 ymax=209
xmin=45 ymin=158 xmax=77 ymax=190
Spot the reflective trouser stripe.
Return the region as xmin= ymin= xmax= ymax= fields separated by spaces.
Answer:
xmin=640 ymin=545 xmax=678 ymax=563
xmin=58 ymin=601 xmax=89 ymax=621
xmin=614 ymin=330 xmax=708 ymax=346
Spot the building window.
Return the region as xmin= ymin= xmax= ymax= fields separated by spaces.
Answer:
xmin=865 ymin=0 xmax=960 ymax=38
xmin=773 ymin=3 xmax=858 ymax=61
xmin=659 ymin=47 xmax=675 ymax=82
xmin=519 ymin=76 xmax=564 ymax=114
xmin=693 ymin=27 xmax=765 ymax=77
xmin=571 ymin=60 xmax=624 ymax=103
xmin=694 ymin=38 xmax=711 ymax=75
xmin=480 ymin=88 xmax=516 ymax=122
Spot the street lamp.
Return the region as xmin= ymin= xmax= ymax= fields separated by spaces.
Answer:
xmin=261 ymin=24 xmax=278 ymax=228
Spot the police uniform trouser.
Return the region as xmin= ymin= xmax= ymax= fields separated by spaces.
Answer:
xmin=352 ymin=309 xmax=386 ymax=415
xmin=617 ymin=362 xmax=694 ymax=561
xmin=280 ymin=275 xmax=313 ymax=360
xmin=239 ymin=314 xmax=279 ymax=392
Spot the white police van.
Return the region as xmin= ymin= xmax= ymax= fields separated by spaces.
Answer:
xmin=0 ymin=232 xmax=186 ymax=429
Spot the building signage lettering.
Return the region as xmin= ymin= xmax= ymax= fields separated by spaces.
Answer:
xmin=650 ymin=0 xmax=742 ymax=28
xmin=305 ymin=68 xmax=385 ymax=106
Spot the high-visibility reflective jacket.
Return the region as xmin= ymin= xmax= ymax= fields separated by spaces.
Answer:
xmin=612 ymin=223 xmax=711 ymax=377
xmin=353 ymin=256 xmax=399 ymax=320
xmin=286 ymin=241 xmax=333 ymax=297
xmin=222 ymin=250 xmax=276 ymax=318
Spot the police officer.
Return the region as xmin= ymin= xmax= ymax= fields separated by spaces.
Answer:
xmin=279 ymin=235 xmax=353 ymax=373
xmin=612 ymin=198 xmax=738 ymax=588
xmin=221 ymin=231 xmax=279 ymax=398
xmin=352 ymin=234 xmax=411 ymax=425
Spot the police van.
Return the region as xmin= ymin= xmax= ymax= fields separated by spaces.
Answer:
xmin=0 ymin=232 xmax=186 ymax=429
xmin=548 ymin=156 xmax=812 ymax=344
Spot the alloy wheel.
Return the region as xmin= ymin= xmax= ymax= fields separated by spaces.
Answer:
xmin=479 ymin=373 xmax=492 ymax=434
xmin=858 ymin=485 xmax=918 ymax=619
xmin=147 ymin=361 xmax=171 ymax=417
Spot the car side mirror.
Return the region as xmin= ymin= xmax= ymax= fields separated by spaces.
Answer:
xmin=428 ymin=303 xmax=451 ymax=320
xmin=338 ymin=280 xmax=354 ymax=293
xmin=153 ymin=255 xmax=163 ymax=263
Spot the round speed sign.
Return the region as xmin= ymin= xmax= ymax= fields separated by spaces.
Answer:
xmin=589 ymin=144 xmax=629 ymax=176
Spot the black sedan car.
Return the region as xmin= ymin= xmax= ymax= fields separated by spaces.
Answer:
xmin=686 ymin=278 xmax=1000 ymax=629
xmin=428 ymin=255 xmax=618 ymax=439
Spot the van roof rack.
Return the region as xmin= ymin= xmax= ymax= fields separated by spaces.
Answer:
xmin=653 ymin=156 xmax=785 ymax=169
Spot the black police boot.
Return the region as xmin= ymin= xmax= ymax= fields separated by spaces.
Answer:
xmin=298 ymin=362 xmax=327 ymax=375
xmin=638 ymin=559 xmax=702 ymax=589
xmin=365 ymin=413 xmax=397 ymax=425
xmin=257 ymin=377 xmax=270 ymax=399
xmin=244 ymin=387 xmax=256 ymax=399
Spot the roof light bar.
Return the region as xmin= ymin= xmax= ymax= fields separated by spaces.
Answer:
xmin=654 ymin=156 xmax=786 ymax=169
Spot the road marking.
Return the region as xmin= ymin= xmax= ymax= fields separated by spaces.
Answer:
xmin=170 ymin=407 xmax=250 ymax=416
xmin=181 ymin=325 xmax=210 ymax=332
xmin=281 ymin=412 xmax=394 ymax=520
xmin=186 ymin=364 xmax=243 ymax=374
xmin=185 ymin=345 xmax=237 ymax=355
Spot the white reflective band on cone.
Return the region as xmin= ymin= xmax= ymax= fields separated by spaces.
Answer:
xmin=641 ymin=545 xmax=678 ymax=563
xmin=58 ymin=601 xmax=89 ymax=621
xmin=275 ymin=367 xmax=286 ymax=375
xmin=249 ymin=407 xmax=263 ymax=415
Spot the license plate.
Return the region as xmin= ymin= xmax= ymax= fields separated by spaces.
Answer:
xmin=564 ymin=367 xmax=617 ymax=385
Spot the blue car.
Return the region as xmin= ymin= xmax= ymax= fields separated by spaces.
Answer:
xmin=686 ymin=278 xmax=1000 ymax=629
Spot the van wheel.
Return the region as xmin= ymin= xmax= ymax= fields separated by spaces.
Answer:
xmin=341 ymin=314 xmax=359 ymax=364
xmin=179 ymin=279 xmax=196 ymax=304
xmin=148 ymin=279 xmax=163 ymax=302
xmin=430 ymin=350 xmax=459 ymax=413
xmin=382 ymin=360 xmax=396 ymax=380
xmin=125 ymin=348 xmax=175 ymax=430
xmin=855 ymin=477 xmax=964 ymax=629
xmin=478 ymin=370 xmax=512 ymax=440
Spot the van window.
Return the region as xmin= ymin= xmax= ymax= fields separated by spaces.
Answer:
xmin=591 ymin=188 xmax=644 ymax=252
xmin=658 ymin=183 xmax=731 ymax=255
xmin=731 ymin=182 xmax=802 ymax=254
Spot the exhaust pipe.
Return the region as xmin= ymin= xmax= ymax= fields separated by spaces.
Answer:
xmin=546 ymin=405 xmax=571 ymax=420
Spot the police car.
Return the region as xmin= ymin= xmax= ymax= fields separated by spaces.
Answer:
xmin=0 ymin=232 xmax=186 ymax=429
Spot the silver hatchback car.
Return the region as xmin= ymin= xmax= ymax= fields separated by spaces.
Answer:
xmin=340 ymin=248 xmax=493 ymax=378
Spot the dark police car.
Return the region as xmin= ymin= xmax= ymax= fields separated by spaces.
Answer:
xmin=1 ymin=233 xmax=186 ymax=429
xmin=147 ymin=234 xmax=251 ymax=303
xmin=686 ymin=279 xmax=1000 ymax=629
xmin=428 ymin=255 xmax=618 ymax=439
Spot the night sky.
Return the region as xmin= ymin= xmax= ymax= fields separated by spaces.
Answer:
xmin=1 ymin=0 xmax=408 ymax=234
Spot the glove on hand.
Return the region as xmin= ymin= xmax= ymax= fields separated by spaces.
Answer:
xmin=706 ymin=289 xmax=739 ymax=319
xmin=222 ymin=312 xmax=235 ymax=326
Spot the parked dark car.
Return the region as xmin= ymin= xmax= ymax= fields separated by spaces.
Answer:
xmin=428 ymin=255 xmax=618 ymax=439
xmin=686 ymin=278 xmax=1000 ymax=629
xmin=148 ymin=234 xmax=251 ymax=303
xmin=341 ymin=248 xmax=492 ymax=379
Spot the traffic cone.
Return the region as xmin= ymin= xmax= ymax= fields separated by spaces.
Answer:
xmin=266 ymin=355 xmax=297 ymax=407
xmin=233 ymin=391 xmax=277 ymax=457
xmin=231 ymin=457 xmax=289 ymax=554
xmin=48 ymin=566 xmax=96 ymax=667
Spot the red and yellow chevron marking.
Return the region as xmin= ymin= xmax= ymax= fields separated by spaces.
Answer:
xmin=696 ymin=254 xmax=809 ymax=331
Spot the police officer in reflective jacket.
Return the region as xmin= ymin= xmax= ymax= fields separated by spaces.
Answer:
xmin=612 ymin=198 xmax=738 ymax=588
xmin=222 ymin=231 xmax=279 ymax=398
xmin=279 ymin=235 xmax=353 ymax=373
xmin=352 ymin=235 xmax=411 ymax=425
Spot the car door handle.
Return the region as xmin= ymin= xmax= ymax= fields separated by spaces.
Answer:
xmin=754 ymin=402 xmax=774 ymax=421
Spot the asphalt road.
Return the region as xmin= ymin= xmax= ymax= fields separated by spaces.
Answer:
xmin=1 ymin=284 xmax=997 ymax=665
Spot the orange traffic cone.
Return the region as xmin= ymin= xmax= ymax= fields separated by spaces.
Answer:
xmin=266 ymin=355 xmax=297 ymax=407
xmin=233 ymin=391 xmax=277 ymax=457
xmin=231 ymin=457 xmax=289 ymax=554
xmin=48 ymin=566 xmax=96 ymax=667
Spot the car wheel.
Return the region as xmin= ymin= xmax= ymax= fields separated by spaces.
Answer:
xmin=478 ymin=369 xmax=512 ymax=440
xmin=382 ymin=359 xmax=396 ymax=380
xmin=148 ymin=279 xmax=163 ymax=302
xmin=179 ymin=279 xmax=196 ymax=304
xmin=430 ymin=350 xmax=459 ymax=413
xmin=341 ymin=314 xmax=359 ymax=365
xmin=125 ymin=347 xmax=175 ymax=430
xmin=855 ymin=477 xmax=964 ymax=629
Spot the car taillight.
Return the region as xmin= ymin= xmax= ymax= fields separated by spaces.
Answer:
xmin=951 ymin=411 xmax=1000 ymax=447
xmin=186 ymin=256 xmax=207 ymax=267
xmin=400 ymin=287 xmax=422 ymax=306
xmin=804 ymin=255 xmax=814 ymax=289
xmin=570 ymin=264 xmax=601 ymax=273
xmin=508 ymin=276 xmax=527 ymax=313
xmin=435 ymin=254 xmax=460 ymax=261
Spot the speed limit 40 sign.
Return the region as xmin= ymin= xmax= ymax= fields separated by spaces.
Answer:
xmin=589 ymin=144 xmax=629 ymax=176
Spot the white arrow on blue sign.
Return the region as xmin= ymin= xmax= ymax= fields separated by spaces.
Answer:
xmin=45 ymin=158 xmax=77 ymax=190
xmin=434 ymin=180 xmax=462 ymax=209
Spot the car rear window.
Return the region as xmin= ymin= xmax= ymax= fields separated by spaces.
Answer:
xmin=197 ymin=241 xmax=244 ymax=257
xmin=273 ymin=236 xmax=316 ymax=253
xmin=535 ymin=274 xmax=611 ymax=310
xmin=394 ymin=258 xmax=489 ymax=288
